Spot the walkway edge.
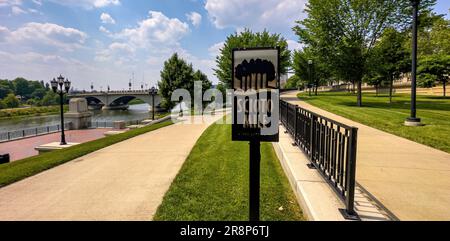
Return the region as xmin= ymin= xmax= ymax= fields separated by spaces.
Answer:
xmin=272 ymin=125 xmax=346 ymax=221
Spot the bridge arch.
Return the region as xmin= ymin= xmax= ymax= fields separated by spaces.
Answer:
xmin=85 ymin=96 xmax=106 ymax=106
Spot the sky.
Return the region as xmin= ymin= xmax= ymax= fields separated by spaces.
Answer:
xmin=0 ymin=0 xmax=448 ymax=91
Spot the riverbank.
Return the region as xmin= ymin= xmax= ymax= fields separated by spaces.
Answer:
xmin=0 ymin=105 xmax=68 ymax=120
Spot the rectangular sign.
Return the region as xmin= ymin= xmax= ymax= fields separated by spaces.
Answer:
xmin=232 ymin=47 xmax=280 ymax=142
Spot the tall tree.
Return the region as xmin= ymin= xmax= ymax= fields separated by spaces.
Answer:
xmin=370 ymin=28 xmax=410 ymax=102
xmin=214 ymin=29 xmax=290 ymax=88
xmin=158 ymin=53 xmax=211 ymax=109
xmin=293 ymin=0 xmax=435 ymax=107
xmin=292 ymin=47 xmax=332 ymax=95
xmin=418 ymin=55 xmax=450 ymax=97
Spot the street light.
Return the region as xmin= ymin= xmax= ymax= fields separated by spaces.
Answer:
xmin=51 ymin=74 xmax=71 ymax=145
xmin=308 ymin=60 xmax=313 ymax=96
xmin=149 ymin=86 xmax=158 ymax=120
xmin=405 ymin=0 xmax=422 ymax=126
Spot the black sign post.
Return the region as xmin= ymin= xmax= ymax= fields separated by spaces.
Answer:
xmin=232 ymin=47 xmax=280 ymax=221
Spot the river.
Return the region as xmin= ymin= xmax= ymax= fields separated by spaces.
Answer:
xmin=0 ymin=104 xmax=152 ymax=132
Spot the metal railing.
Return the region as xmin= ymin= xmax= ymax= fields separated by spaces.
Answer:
xmin=0 ymin=123 xmax=72 ymax=143
xmin=280 ymin=100 xmax=359 ymax=218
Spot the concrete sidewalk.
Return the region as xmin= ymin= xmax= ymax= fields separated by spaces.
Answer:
xmin=282 ymin=91 xmax=450 ymax=221
xmin=0 ymin=115 xmax=224 ymax=221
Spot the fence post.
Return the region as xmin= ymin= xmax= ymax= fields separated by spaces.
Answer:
xmin=293 ymin=106 xmax=299 ymax=146
xmin=7 ymin=132 xmax=10 ymax=141
xmin=343 ymin=127 xmax=358 ymax=220
xmin=309 ymin=115 xmax=317 ymax=162
xmin=22 ymin=130 xmax=25 ymax=138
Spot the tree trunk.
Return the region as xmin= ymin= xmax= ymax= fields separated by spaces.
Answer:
xmin=389 ymin=76 xmax=393 ymax=104
xmin=376 ymin=84 xmax=379 ymax=97
xmin=315 ymin=80 xmax=318 ymax=96
xmin=444 ymin=80 xmax=447 ymax=97
xmin=357 ymin=81 xmax=362 ymax=107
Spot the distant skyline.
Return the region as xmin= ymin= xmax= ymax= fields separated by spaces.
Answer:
xmin=0 ymin=0 xmax=448 ymax=91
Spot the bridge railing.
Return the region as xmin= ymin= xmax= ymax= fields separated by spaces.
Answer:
xmin=69 ymin=90 xmax=157 ymax=95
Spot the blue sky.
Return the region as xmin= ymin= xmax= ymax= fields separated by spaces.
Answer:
xmin=0 ymin=0 xmax=448 ymax=90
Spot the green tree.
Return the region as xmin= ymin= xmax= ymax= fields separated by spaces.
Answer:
xmin=418 ymin=55 xmax=450 ymax=96
xmin=158 ymin=53 xmax=212 ymax=109
xmin=293 ymin=0 xmax=435 ymax=107
xmin=0 ymin=79 xmax=14 ymax=99
xmin=13 ymin=77 xmax=31 ymax=100
xmin=370 ymin=28 xmax=410 ymax=102
xmin=214 ymin=29 xmax=290 ymax=88
xmin=0 ymin=86 xmax=11 ymax=99
xmin=41 ymin=91 xmax=58 ymax=106
xmin=3 ymin=93 xmax=20 ymax=108
xmin=284 ymin=75 xmax=302 ymax=89
xmin=31 ymin=88 xmax=47 ymax=100
xmin=292 ymin=47 xmax=332 ymax=95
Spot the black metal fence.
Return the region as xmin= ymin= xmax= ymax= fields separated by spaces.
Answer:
xmin=0 ymin=123 xmax=71 ymax=143
xmin=280 ymin=100 xmax=358 ymax=218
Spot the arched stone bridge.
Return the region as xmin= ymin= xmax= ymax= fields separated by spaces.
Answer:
xmin=68 ymin=90 xmax=162 ymax=110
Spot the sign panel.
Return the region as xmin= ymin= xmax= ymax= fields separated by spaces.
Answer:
xmin=232 ymin=47 xmax=280 ymax=142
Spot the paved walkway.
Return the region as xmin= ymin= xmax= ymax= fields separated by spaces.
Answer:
xmin=0 ymin=115 xmax=224 ymax=221
xmin=0 ymin=129 xmax=113 ymax=161
xmin=282 ymin=91 xmax=450 ymax=221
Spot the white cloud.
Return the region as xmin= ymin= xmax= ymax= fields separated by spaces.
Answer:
xmin=287 ymin=39 xmax=303 ymax=51
xmin=0 ymin=0 xmax=22 ymax=7
xmin=115 ymin=11 xmax=190 ymax=48
xmin=1 ymin=22 xmax=87 ymax=52
xmin=45 ymin=0 xmax=120 ymax=9
xmin=186 ymin=12 xmax=202 ymax=27
xmin=99 ymin=25 xmax=111 ymax=35
xmin=11 ymin=5 xmax=26 ymax=15
xmin=205 ymin=0 xmax=306 ymax=32
xmin=100 ymin=13 xmax=115 ymax=24
xmin=32 ymin=0 xmax=42 ymax=6
xmin=208 ymin=41 xmax=224 ymax=57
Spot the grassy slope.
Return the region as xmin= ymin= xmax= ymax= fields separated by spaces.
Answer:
xmin=0 ymin=105 xmax=69 ymax=120
xmin=298 ymin=92 xmax=450 ymax=153
xmin=154 ymin=121 xmax=304 ymax=221
xmin=0 ymin=120 xmax=173 ymax=187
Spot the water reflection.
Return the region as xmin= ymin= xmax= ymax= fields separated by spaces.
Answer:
xmin=0 ymin=104 xmax=151 ymax=132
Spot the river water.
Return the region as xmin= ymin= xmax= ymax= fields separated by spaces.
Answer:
xmin=0 ymin=104 xmax=152 ymax=132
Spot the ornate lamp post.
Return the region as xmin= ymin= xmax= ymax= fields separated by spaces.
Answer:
xmin=149 ymin=86 xmax=158 ymax=120
xmin=405 ymin=0 xmax=422 ymax=126
xmin=51 ymin=75 xmax=71 ymax=145
xmin=91 ymin=82 xmax=94 ymax=92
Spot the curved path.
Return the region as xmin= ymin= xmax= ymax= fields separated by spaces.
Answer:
xmin=0 ymin=114 xmax=225 ymax=221
xmin=282 ymin=91 xmax=450 ymax=221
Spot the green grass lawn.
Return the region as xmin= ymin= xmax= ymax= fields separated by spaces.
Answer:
xmin=298 ymin=92 xmax=450 ymax=153
xmin=0 ymin=120 xmax=173 ymax=187
xmin=154 ymin=121 xmax=304 ymax=221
